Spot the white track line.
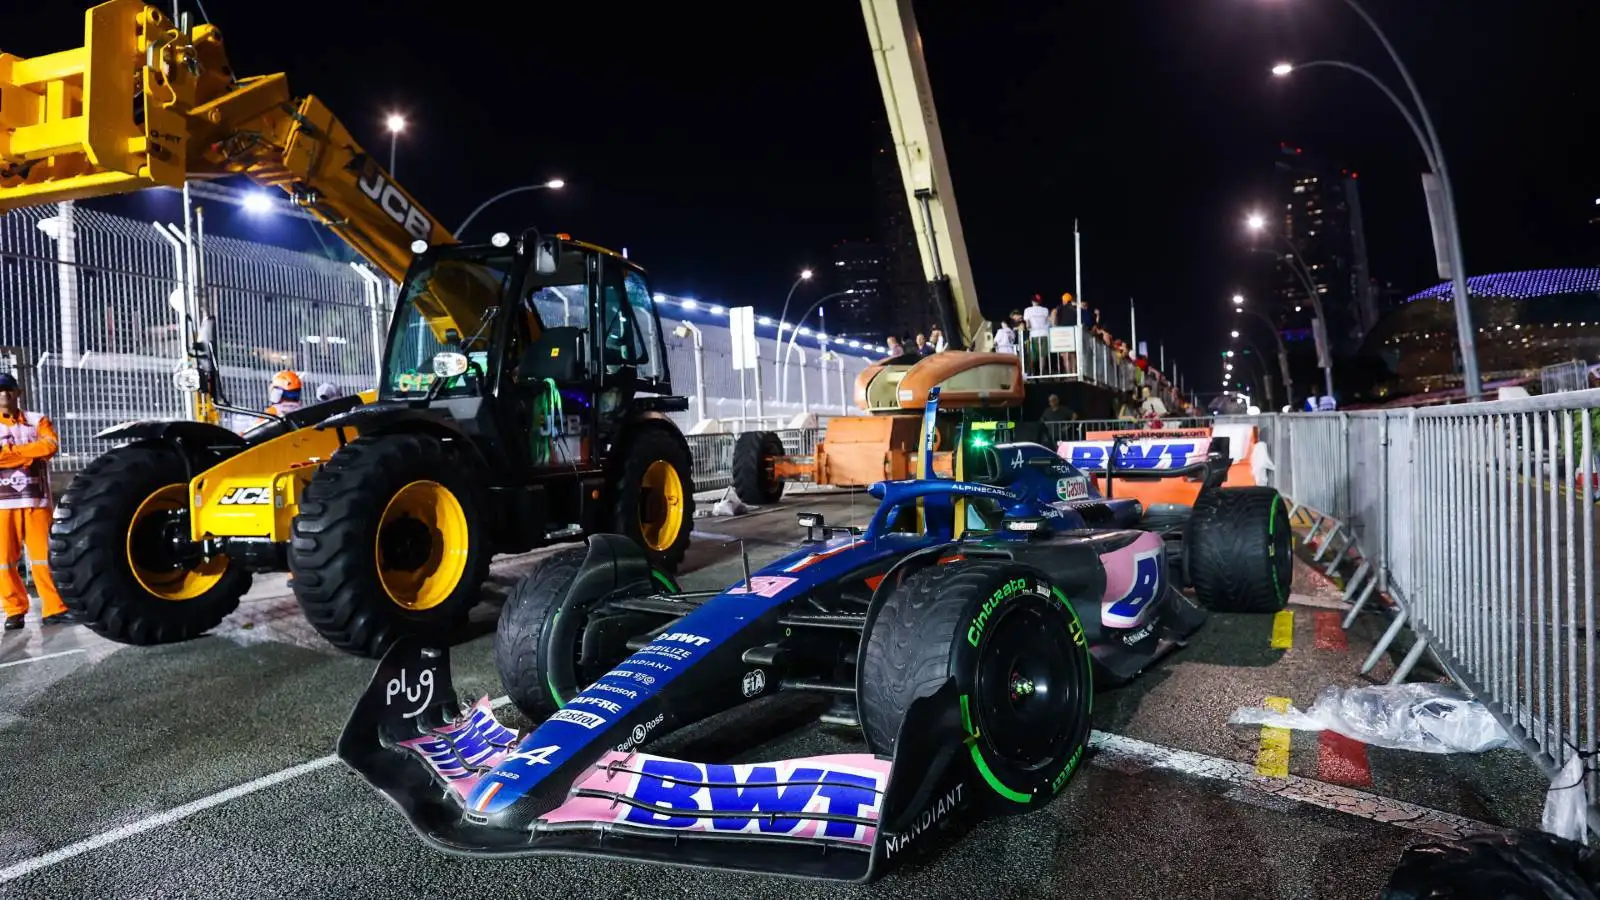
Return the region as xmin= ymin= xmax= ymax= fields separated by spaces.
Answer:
xmin=0 ymin=648 xmax=87 ymax=670
xmin=0 ymin=694 xmax=512 ymax=885
xmin=1089 ymin=730 xmax=1498 ymax=840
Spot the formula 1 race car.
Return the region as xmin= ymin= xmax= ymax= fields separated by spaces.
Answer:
xmin=340 ymin=400 xmax=1292 ymax=881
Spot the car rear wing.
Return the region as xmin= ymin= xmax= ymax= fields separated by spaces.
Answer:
xmin=1058 ymin=432 xmax=1231 ymax=482
xmin=338 ymin=640 xmax=974 ymax=882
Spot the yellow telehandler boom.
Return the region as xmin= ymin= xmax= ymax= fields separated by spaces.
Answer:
xmin=0 ymin=0 xmax=476 ymax=335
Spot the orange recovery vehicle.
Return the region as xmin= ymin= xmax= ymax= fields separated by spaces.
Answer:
xmin=729 ymin=351 xmax=1025 ymax=503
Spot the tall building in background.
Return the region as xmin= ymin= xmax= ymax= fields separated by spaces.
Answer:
xmin=1270 ymin=144 xmax=1377 ymax=357
xmin=872 ymin=119 xmax=926 ymax=341
xmin=827 ymin=238 xmax=884 ymax=339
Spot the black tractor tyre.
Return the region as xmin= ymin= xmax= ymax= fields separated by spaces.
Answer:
xmin=1187 ymin=486 xmax=1293 ymax=613
xmin=732 ymin=431 xmax=785 ymax=505
xmin=495 ymin=547 xmax=675 ymax=720
xmin=611 ymin=426 xmax=696 ymax=574
xmin=859 ymin=560 xmax=1094 ymax=811
xmin=289 ymin=433 xmax=491 ymax=658
xmin=49 ymin=442 xmax=251 ymax=645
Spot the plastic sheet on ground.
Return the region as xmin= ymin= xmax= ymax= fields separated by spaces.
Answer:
xmin=1227 ymin=683 xmax=1512 ymax=754
xmin=1544 ymin=751 xmax=1590 ymax=844
xmin=1379 ymin=830 xmax=1600 ymax=900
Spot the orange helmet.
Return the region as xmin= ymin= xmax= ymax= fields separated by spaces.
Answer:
xmin=269 ymin=370 xmax=302 ymax=405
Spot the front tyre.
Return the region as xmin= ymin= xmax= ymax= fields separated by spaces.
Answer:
xmin=49 ymin=443 xmax=250 ymax=644
xmin=612 ymin=426 xmax=695 ymax=573
xmin=289 ymin=433 xmax=490 ymax=657
xmin=859 ymin=561 xmax=1093 ymax=811
xmin=495 ymin=547 xmax=675 ymax=720
xmin=1187 ymin=486 xmax=1293 ymax=613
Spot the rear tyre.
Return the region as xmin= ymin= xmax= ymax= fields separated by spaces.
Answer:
xmin=49 ymin=443 xmax=250 ymax=645
xmin=611 ymin=426 xmax=695 ymax=574
xmin=732 ymin=431 xmax=785 ymax=505
xmin=859 ymin=561 xmax=1093 ymax=811
xmin=1187 ymin=486 xmax=1293 ymax=613
xmin=495 ymin=547 xmax=674 ymax=720
xmin=290 ymin=433 xmax=490 ymax=657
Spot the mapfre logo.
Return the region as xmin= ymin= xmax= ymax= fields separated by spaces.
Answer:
xmin=219 ymin=487 xmax=272 ymax=505
xmin=350 ymin=157 xmax=434 ymax=242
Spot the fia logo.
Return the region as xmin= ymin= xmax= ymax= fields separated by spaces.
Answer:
xmin=219 ymin=486 xmax=272 ymax=505
xmin=741 ymin=669 xmax=766 ymax=698
xmin=351 ymin=156 xmax=434 ymax=242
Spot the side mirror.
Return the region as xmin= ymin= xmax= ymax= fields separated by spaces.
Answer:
xmin=172 ymin=366 xmax=202 ymax=394
xmin=432 ymin=352 xmax=470 ymax=380
xmin=533 ymin=236 xmax=560 ymax=275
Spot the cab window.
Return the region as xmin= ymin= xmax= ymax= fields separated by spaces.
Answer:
xmin=623 ymin=271 xmax=665 ymax=383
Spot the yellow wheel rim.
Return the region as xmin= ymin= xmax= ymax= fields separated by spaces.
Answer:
xmin=638 ymin=459 xmax=685 ymax=553
xmin=126 ymin=485 xmax=228 ymax=601
xmin=375 ymin=480 xmax=470 ymax=611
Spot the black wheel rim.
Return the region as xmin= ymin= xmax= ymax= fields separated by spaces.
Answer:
xmin=379 ymin=516 xmax=433 ymax=572
xmin=973 ymin=601 xmax=1084 ymax=769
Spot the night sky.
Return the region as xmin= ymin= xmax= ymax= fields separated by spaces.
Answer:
xmin=9 ymin=1 xmax=1595 ymax=389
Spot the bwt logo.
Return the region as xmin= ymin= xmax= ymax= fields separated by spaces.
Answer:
xmin=656 ymin=632 xmax=711 ymax=647
xmin=1068 ymin=442 xmax=1196 ymax=471
xmin=623 ymin=759 xmax=881 ymax=840
xmin=351 ymin=157 xmax=434 ymax=242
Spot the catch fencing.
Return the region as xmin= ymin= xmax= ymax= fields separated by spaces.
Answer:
xmin=1252 ymin=392 xmax=1600 ymax=832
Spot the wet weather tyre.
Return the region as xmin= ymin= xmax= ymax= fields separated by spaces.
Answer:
xmin=48 ymin=443 xmax=250 ymax=645
xmin=732 ymin=431 xmax=785 ymax=505
xmin=289 ymin=433 xmax=491 ymax=658
xmin=859 ymin=561 xmax=1093 ymax=811
xmin=1187 ymin=486 xmax=1293 ymax=613
xmin=611 ymin=426 xmax=695 ymax=574
xmin=495 ymin=548 xmax=674 ymax=720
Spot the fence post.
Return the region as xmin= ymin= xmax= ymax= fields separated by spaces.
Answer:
xmin=35 ymin=201 xmax=81 ymax=364
xmin=1378 ymin=412 xmax=1391 ymax=593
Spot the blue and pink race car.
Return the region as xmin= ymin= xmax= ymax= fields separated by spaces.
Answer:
xmin=339 ymin=395 xmax=1292 ymax=881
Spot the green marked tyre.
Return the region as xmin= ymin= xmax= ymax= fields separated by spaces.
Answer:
xmin=858 ymin=560 xmax=1094 ymax=811
xmin=494 ymin=548 xmax=678 ymax=720
xmin=1187 ymin=486 xmax=1293 ymax=613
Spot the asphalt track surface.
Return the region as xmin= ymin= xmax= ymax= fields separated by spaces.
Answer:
xmin=0 ymin=491 xmax=1550 ymax=899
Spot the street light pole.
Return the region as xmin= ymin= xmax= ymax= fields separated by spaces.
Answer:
xmin=773 ymin=269 xmax=813 ymax=397
xmin=781 ymin=290 xmax=854 ymax=402
xmin=1232 ymin=293 xmax=1296 ymax=408
xmin=452 ymin=180 xmax=567 ymax=238
xmin=1337 ymin=0 xmax=1478 ymax=398
xmin=385 ymin=113 xmax=406 ymax=178
xmin=1245 ymin=217 xmax=1335 ymax=399
xmin=1271 ymin=0 xmax=1480 ymax=398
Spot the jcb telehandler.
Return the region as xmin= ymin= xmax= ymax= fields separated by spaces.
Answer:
xmin=1 ymin=1 xmax=694 ymax=657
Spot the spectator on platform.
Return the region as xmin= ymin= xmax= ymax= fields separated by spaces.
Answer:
xmin=886 ymin=335 xmax=904 ymax=358
xmin=993 ymin=319 xmax=1017 ymax=355
xmin=929 ymin=327 xmax=947 ymax=353
xmin=913 ymin=333 xmax=934 ymax=356
xmin=1116 ymin=390 xmax=1141 ymax=421
xmin=1139 ymin=384 xmax=1168 ymax=420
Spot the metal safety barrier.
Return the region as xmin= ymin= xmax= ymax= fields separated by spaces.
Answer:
xmin=1244 ymin=392 xmax=1600 ymax=832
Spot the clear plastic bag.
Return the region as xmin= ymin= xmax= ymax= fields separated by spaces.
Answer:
xmin=1544 ymin=750 xmax=1590 ymax=844
xmin=1228 ymin=683 xmax=1512 ymax=754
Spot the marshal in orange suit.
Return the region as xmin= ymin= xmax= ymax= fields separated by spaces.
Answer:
xmin=0 ymin=372 xmax=78 ymax=630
